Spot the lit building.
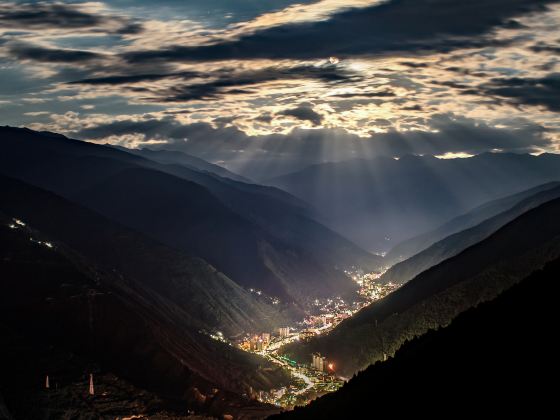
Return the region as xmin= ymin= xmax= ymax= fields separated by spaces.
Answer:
xmin=278 ymin=327 xmax=290 ymax=338
xmin=299 ymin=330 xmax=316 ymax=342
xmin=312 ymin=352 xmax=327 ymax=372
xmin=249 ymin=336 xmax=265 ymax=352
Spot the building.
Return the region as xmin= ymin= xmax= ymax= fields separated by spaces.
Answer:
xmin=278 ymin=327 xmax=290 ymax=338
xmin=299 ymin=329 xmax=316 ymax=342
xmin=312 ymin=352 xmax=327 ymax=372
xmin=261 ymin=333 xmax=271 ymax=343
xmin=249 ymin=336 xmax=264 ymax=352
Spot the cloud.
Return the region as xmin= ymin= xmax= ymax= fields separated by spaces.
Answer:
xmin=123 ymin=0 xmax=555 ymax=63
xmin=132 ymin=64 xmax=358 ymax=102
xmin=9 ymin=44 xmax=103 ymax=63
xmin=330 ymin=89 xmax=397 ymax=99
xmin=69 ymin=113 xmax=551 ymax=179
xmin=483 ymin=73 xmax=560 ymax=111
xmin=0 ymin=1 xmax=142 ymax=33
xmin=279 ymin=105 xmax=323 ymax=125
xmin=67 ymin=71 xmax=201 ymax=85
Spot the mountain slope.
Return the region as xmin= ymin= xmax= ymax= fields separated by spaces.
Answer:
xmin=381 ymin=183 xmax=560 ymax=284
xmin=127 ymin=147 xmax=251 ymax=182
xmin=386 ymin=181 xmax=560 ymax=263
xmin=0 ymin=126 xmax=380 ymax=306
xmin=0 ymin=173 xmax=295 ymax=337
xmin=267 ymin=154 xmax=560 ymax=252
xmin=272 ymin=257 xmax=560 ymax=419
xmin=0 ymin=215 xmax=287 ymax=419
xmin=281 ymin=197 xmax=560 ymax=376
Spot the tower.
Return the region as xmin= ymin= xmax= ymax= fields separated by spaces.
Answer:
xmin=45 ymin=375 xmax=50 ymax=389
xmin=89 ymin=374 xmax=94 ymax=396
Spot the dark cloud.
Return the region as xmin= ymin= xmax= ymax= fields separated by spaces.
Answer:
xmin=67 ymin=71 xmax=201 ymax=85
xmin=139 ymin=64 xmax=358 ymax=102
xmin=484 ymin=73 xmax=560 ymax=111
xmin=71 ymin=113 xmax=551 ymax=179
xmin=254 ymin=114 xmax=273 ymax=124
xmin=9 ymin=44 xmax=103 ymax=63
xmin=279 ymin=105 xmax=323 ymax=125
xmin=0 ymin=2 xmax=142 ymax=33
xmin=529 ymin=41 xmax=560 ymax=54
xmin=123 ymin=0 xmax=555 ymax=63
xmin=331 ymin=89 xmax=397 ymax=99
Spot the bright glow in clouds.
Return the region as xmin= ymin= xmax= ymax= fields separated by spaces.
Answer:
xmin=0 ymin=0 xmax=559 ymax=160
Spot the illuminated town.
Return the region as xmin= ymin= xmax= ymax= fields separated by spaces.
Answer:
xmin=232 ymin=270 xmax=399 ymax=408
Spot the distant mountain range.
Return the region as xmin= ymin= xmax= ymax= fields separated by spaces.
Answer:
xmin=125 ymin=147 xmax=252 ymax=182
xmin=272 ymin=256 xmax=559 ymax=418
xmin=281 ymin=197 xmax=560 ymax=376
xmin=0 ymin=126 xmax=381 ymax=307
xmin=386 ymin=181 xmax=560 ymax=264
xmin=381 ymin=182 xmax=560 ymax=284
xmin=266 ymin=154 xmax=560 ymax=252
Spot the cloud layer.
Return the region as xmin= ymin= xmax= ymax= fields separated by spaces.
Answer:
xmin=1 ymin=0 xmax=559 ymax=165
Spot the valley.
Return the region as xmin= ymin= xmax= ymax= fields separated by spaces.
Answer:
xmin=1 ymin=126 xmax=559 ymax=419
xmin=2 ymin=1 xmax=560 ymax=418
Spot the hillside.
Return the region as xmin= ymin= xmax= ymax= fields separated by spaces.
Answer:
xmin=386 ymin=181 xmax=560 ymax=263
xmin=0 ymin=126 xmax=381 ymax=306
xmin=381 ymin=183 xmax=560 ymax=284
xmin=0 ymin=215 xmax=287 ymax=419
xmin=271 ymin=257 xmax=560 ymax=419
xmin=127 ymin=147 xmax=251 ymax=182
xmin=0 ymin=174 xmax=297 ymax=336
xmin=281 ymin=197 xmax=560 ymax=376
xmin=267 ymin=154 xmax=560 ymax=252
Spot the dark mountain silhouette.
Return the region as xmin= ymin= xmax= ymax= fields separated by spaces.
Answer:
xmin=281 ymin=197 xmax=560 ymax=376
xmin=271 ymin=257 xmax=560 ymax=419
xmin=0 ymin=174 xmax=297 ymax=336
xmin=386 ymin=181 xmax=560 ymax=264
xmin=0 ymin=126 xmax=381 ymax=306
xmin=381 ymin=183 xmax=560 ymax=285
xmin=0 ymin=213 xmax=286 ymax=419
xmin=267 ymin=154 xmax=560 ymax=252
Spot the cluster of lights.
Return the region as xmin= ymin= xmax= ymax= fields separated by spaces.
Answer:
xmin=29 ymin=237 xmax=54 ymax=249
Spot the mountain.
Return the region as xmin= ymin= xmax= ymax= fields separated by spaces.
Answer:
xmin=386 ymin=181 xmax=560 ymax=264
xmin=0 ymin=174 xmax=296 ymax=336
xmin=281 ymin=197 xmax=560 ymax=376
xmin=266 ymin=154 xmax=560 ymax=252
xmin=0 ymin=212 xmax=287 ymax=419
xmin=271 ymin=257 xmax=560 ymax=419
xmin=0 ymin=126 xmax=382 ymax=306
xmin=381 ymin=183 xmax=560 ymax=285
xmin=123 ymin=147 xmax=251 ymax=183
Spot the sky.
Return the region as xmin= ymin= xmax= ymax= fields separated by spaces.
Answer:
xmin=1 ymin=0 xmax=560 ymax=177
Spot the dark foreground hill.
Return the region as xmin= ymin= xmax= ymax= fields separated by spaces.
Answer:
xmin=271 ymin=257 xmax=560 ymax=419
xmin=281 ymin=197 xmax=560 ymax=376
xmin=0 ymin=213 xmax=285 ymax=419
xmin=381 ymin=183 xmax=560 ymax=285
xmin=0 ymin=126 xmax=380 ymax=306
